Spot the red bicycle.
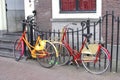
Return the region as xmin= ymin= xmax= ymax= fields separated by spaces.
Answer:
xmin=53 ymin=24 xmax=111 ymax=74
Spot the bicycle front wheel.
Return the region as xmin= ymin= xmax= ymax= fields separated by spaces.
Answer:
xmin=81 ymin=48 xmax=110 ymax=74
xmin=36 ymin=41 xmax=57 ymax=68
xmin=54 ymin=42 xmax=70 ymax=66
xmin=13 ymin=39 xmax=24 ymax=61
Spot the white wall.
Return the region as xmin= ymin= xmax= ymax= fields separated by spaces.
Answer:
xmin=24 ymin=0 xmax=35 ymax=19
xmin=0 ymin=0 xmax=7 ymax=30
xmin=52 ymin=0 xmax=102 ymax=19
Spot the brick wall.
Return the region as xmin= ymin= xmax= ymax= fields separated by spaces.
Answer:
xmin=35 ymin=0 xmax=52 ymax=31
xmin=102 ymin=0 xmax=120 ymax=16
xmin=34 ymin=0 xmax=120 ymax=44
xmin=102 ymin=0 xmax=120 ymax=44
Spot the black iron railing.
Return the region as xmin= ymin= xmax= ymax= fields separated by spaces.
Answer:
xmin=24 ymin=11 xmax=120 ymax=72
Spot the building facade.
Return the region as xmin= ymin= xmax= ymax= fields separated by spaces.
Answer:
xmin=1 ymin=0 xmax=120 ymax=33
xmin=51 ymin=0 xmax=101 ymax=32
xmin=0 ymin=0 xmax=24 ymax=34
xmin=34 ymin=0 xmax=102 ymax=31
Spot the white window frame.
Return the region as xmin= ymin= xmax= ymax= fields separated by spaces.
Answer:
xmin=52 ymin=0 xmax=102 ymax=19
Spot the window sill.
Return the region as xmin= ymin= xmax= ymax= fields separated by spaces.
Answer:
xmin=59 ymin=10 xmax=96 ymax=14
xmin=50 ymin=18 xmax=99 ymax=22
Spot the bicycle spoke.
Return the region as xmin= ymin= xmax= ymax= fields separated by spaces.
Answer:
xmin=36 ymin=41 xmax=57 ymax=68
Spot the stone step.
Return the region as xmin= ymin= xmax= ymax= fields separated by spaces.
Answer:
xmin=0 ymin=43 xmax=14 ymax=51
xmin=0 ymin=32 xmax=21 ymax=58
xmin=0 ymin=40 xmax=14 ymax=58
xmin=0 ymin=36 xmax=19 ymax=43
xmin=3 ymin=31 xmax=22 ymax=36
xmin=0 ymin=32 xmax=35 ymax=58
xmin=0 ymin=50 xmax=14 ymax=58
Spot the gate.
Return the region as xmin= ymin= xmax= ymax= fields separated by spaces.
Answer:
xmin=101 ymin=11 xmax=120 ymax=72
xmin=85 ymin=11 xmax=120 ymax=72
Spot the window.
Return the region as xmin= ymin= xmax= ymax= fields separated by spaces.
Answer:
xmin=60 ymin=0 xmax=96 ymax=13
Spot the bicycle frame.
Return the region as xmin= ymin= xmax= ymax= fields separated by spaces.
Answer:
xmin=18 ymin=30 xmax=48 ymax=58
xmin=60 ymin=27 xmax=111 ymax=64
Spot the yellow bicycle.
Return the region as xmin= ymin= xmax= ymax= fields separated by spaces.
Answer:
xmin=13 ymin=20 xmax=58 ymax=68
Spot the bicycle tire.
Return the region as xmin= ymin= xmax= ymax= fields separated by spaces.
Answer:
xmin=54 ymin=42 xmax=70 ymax=66
xmin=13 ymin=39 xmax=24 ymax=61
xmin=36 ymin=41 xmax=57 ymax=68
xmin=81 ymin=47 xmax=110 ymax=74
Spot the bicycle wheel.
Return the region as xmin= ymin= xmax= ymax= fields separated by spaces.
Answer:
xmin=36 ymin=41 xmax=57 ymax=68
xmin=81 ymin=47 xmax=110 ymax=74
xmin=54 ymin=42 xmax=70 ymax=66
xmin=13 ymin=39 xmax=24 ymax=61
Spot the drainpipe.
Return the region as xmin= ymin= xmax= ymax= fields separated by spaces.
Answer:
xmin=5 ymin=0 xmax=8 ymax=33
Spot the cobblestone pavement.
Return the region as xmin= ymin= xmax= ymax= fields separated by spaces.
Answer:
xmin=0 ymin=56 xmax=120 ymax=80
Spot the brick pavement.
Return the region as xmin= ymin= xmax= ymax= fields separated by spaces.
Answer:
xmin=0 ymin=56 xmax=120 ymax=80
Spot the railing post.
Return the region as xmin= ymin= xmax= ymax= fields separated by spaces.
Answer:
xmin=110 ymin=11 xmax=114 ymax=72
xmin=22 ymin=20 xmax=26 ymax=32
xmin=30 ymin=21 xmax=33 ymax=46
xmin=86 ymin=19 xmax=91 ymax=67
xmin=86 ymin=19 xmax=90 ymax=43
xmin=116 ymin=17 xmax=120 ymax=72
xmin=72 ymin=29 xmax=74 ymax=49
xmin=86 ymin=20 xmax=90 ymax=34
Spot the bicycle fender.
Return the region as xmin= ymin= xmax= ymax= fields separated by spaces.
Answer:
xmin=101 ymin=47 xmax=111 ymax=60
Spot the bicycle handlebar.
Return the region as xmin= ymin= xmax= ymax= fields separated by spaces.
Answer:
xmin=21 ymin=19 xmax=37 ymax=29
xmin=21 ymin=10 xmax=37 ymax=26
xmin=27 ymin=10 xmax=36 ymax=20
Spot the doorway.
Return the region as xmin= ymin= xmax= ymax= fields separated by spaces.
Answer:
xmin=6 ymin=0 xmax=25 ymax=32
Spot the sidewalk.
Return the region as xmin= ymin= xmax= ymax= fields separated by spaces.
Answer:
xmin=0 ymin=56 xmax=120 ymax=80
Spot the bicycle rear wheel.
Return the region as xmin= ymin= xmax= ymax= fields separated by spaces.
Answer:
xmin=13 ymin=39 xmax=24 ymax=61
xmin=36 ymin=41 xmax=57 ymax=68
xmin=81 ymin=48 xmax=110 ymax=74
xmin=54 ymin=42 xmax=70 ymax=66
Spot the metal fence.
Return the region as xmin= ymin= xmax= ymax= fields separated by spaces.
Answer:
xmin=27 ymin=11 xmax=120 ymax=72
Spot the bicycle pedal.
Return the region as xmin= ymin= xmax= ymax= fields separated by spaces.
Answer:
xmin=67 ymin=61 xmax=74 ymax=65
xmin=55 ymin=62 xmax=59 ymax=65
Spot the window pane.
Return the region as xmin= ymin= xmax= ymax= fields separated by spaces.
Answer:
xmin=78 ymin=0 xmax=96 ymax=11
xmin=60 ymin=0 xmax=76 ymax=11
